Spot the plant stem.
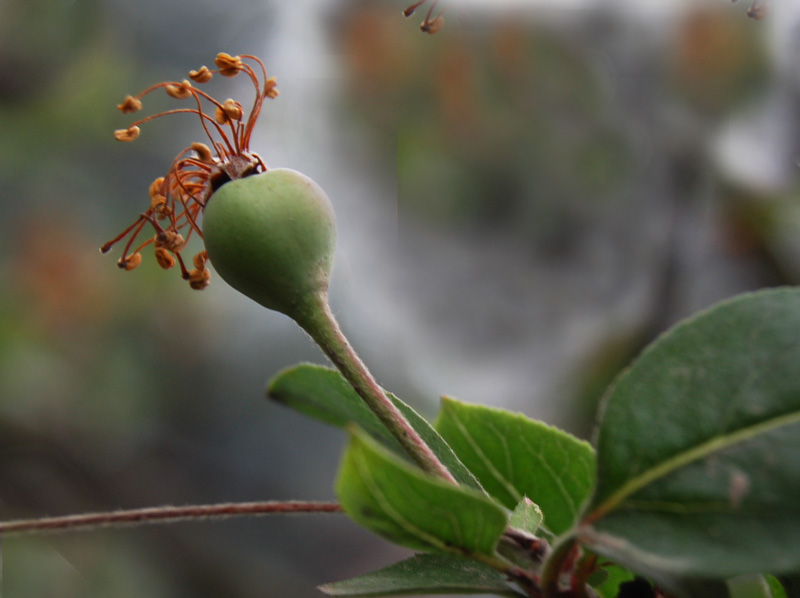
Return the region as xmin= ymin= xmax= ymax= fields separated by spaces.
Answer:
xmin=294 ymin=292 xmax=457 ymax=484
xmin=0 ymin=501 xmax=342 ymax=536
xmin=540 ymin=536 xmax=578 ymax=598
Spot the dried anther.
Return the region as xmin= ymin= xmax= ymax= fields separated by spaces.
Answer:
xmin=188 ymin=267 xmax=211 ymax=290
xmin=103 ymin=52 xmax=278 ymax=290
xmin=265 ymin=77 xmax=279 ymax=99
xmin=117 ymin=95 xmax=142 ymax=113
xmin=189 ymin=66 xmax=213 ymax=83
xmin=165 ymin=80 xmax=193 ymax=99
xmin=114 ymin=126 xmax=140 ymax=141
xmin=191 ymin=142 xmax=214 ymax=163
xmin=154 ymin=247 xmax=176 ymax=270
xmin=148 ymin=177 xmax=166 ymax=198
xmin=118 ymin=253 xmax=142 ymax=271
xmin=214 ymin=52 xmax=244 ymax=76
xmin=215 ymin=99 xmax=244 ymax=124
xmin=189 ymin=250 xmax=212 ymax=289
xmin=193 ymin=250 xmax=208 ymax=270
xmin=404 ymin=1 xmax=425 ymax=17
xmin=155 ymin=230 xmax=186 ymax=252
xmin=421 ymin=15 xmax=444 ymax=34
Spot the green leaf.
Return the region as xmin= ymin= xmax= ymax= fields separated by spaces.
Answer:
xmin=509 ymin=498 xmax=543 ymax=536
xmin=268 ymin=365 xmax=483 ymax=490
xmin=336 ymin=427 xmax=508 ymax=556
xmin=767 ymin=578 xmax=788 ymax=598
xmin=318 ymin=554 xmax=522 ymax=597
xmin=592 ymin=563 xmax=634 ymax=598
xmin=585 ymin=567 xmax=609 ymax=589
xmin=583 ymin=288 xmax=800 ymax=578
xmin=728 ymin=574 xmax=784 ymax=598
xmin=435 ymin=397 xmax=596 ymax=535
xmin=765 ymin=575 xmax=788 ymax=598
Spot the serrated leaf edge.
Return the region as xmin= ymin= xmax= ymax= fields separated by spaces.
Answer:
xmin=439 ymin=396 xmax=593 ymax=533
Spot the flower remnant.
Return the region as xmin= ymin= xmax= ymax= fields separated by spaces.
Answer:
xmin=404 ymin=0 xmax=448 ymax=34
xmin=102 ymin=53 xmax=279 ymax=290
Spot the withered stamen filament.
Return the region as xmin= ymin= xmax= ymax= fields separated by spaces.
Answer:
xmin=106 ymin=53 xmax=276 ymax=290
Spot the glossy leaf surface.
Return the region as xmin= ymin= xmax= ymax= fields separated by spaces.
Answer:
xmin=583 ymin=288 xmax=800 ymax=577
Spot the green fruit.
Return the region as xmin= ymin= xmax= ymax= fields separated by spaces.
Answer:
xmin=202 ymin=168 xmax=336 ymax=318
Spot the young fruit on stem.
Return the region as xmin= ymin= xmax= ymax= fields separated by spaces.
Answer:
xmin=202 ymin=168 xmax=336 ymax=319
xmin=104 ymin=53 xmax=456 ymax=484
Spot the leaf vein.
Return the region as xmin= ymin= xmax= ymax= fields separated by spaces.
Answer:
xmin=589 ymin=409 xmax=800 ymax=522
xmin=449 ymin=409 xmax=523 ymax=504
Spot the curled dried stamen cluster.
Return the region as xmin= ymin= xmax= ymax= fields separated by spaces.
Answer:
xmin=103 ymin=52 xmax=278 ymax=290
xmin=404 ymin=0 xmax=448 ymax=34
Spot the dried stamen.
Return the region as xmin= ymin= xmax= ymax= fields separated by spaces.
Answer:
xmin=188 ymin=267 xmax=211 ymax=290
xmin=191 ymin=142 xmax=214 ymax=163
xmin=214 ymin=52 xmax=243 ymax=76
xmin=165 ymin=80 xmax=193 ymax=99
xmin=117 ymin=95 xmax=142 ymax=113
xmin=193 ymin=250 xmax=209 ymax=270
xmin=118 ymin=253 xmax=142 ymax=271
xmin=215 ymin=99 xmax=244 ymax=124
xmin=189 ymin=66 xmax=213 ymax=83
xmin=114 ymin=126 xmax=140 ymax=141
xmin=154 ymin=247 xmax=176 ymax=270
xmin=265 ymin=77 xmax=279 ymax=99
xmin=404 ymin=0 xmax=426 ymax=17
xmin=103 ymin=53 xmax=280 ymax=291
xmin=155 ymin=230 xmax=186 ymax=252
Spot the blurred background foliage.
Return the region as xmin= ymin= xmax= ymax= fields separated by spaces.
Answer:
xmin=1 ymin=0 xmax=799 ymax=596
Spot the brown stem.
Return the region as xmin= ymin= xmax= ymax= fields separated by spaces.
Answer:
xmin=294 ymin=292 xmax=458 ymax=484
xmin=0 ymin=501 xmax=342 ymax=536
xmin=541 ymin=536 xmax=578 ymax=598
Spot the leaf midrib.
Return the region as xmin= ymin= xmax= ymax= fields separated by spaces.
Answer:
xmin=446 ymin=408 xmax=523 ymax=505
xmin=587 ymin=408 xmax=800 ymax=523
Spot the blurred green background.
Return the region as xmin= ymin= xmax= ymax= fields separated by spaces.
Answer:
xmin=1 ymin=0 xmax=799 ymax=596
